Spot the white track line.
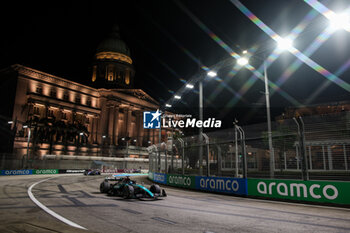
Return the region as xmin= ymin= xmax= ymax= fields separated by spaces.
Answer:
xmin=27 ymin=177 xmax=87 ymax=230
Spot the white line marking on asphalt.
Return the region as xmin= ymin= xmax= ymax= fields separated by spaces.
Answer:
xmin=27 ymin=177 xmax=87 ymax=230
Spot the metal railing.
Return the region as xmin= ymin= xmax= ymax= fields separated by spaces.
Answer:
xmin=149 ymin=112 xmax=350 ymax=181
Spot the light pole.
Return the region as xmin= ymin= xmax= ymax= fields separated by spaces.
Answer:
xmin=263 ymin=59 xmax=275 ymax=178
xmin=198 ymin=71 xmax=217 ymax=176
xmin=199 ymin=80 xmax=203 ymax=176
xmin=237 ymin=55 xmax=275 ymax=177
xmin=237 ymin=38 xmax=293 ymax=178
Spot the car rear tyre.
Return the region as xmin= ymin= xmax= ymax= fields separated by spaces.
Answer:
xmin=122 ymin=185 xmax=134 ymax=199
xmin=100 ymin=181 xmax=110 ymax=193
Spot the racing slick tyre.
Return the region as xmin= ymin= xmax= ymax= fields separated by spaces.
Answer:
xmin=122 ymin=185 xmax=134 ymax=199
xmin=150 ymin=184 xmax=161 ymax=194
xmin=100 ymin=181 xmax=110 ymax=193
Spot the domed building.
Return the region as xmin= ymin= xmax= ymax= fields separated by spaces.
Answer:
xmin=0 ymin=25 xmax=172 ymax=170
xmin=91 ymin=25 xmax=135 ymax=88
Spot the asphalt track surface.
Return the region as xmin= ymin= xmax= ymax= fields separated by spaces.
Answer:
xmin=1 ymin=174 xmax=350 ymax=233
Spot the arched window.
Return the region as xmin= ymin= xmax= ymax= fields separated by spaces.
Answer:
xmin=107 ymin=65 xmax=114 ymax=81
xmin=125 ymin=70 xmax=130 ymax=85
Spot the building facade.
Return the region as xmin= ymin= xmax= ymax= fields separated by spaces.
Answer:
xmin=0 ymin=26 xmax=170 ymax=160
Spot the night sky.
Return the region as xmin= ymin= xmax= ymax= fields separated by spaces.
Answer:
xmin=1 ymin=0 xmax=350 ymax=126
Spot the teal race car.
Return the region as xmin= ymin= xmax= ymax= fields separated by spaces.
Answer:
xmin=99 ymin=176 xmax=167 ymax=199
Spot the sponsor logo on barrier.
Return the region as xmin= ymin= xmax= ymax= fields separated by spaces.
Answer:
xmin=59 ymin=169 xmax=85 ymax=174
xmin=34 ymin=169 xmax=58 ymax=175
xmin=257 ymin=181 xmax=338 ymax=200
xmin=1 ymin=169 xmax=33 ymax=175
xmin=153 ymin=173 xmax=167 ymax=184
xmin=167 ymin=174 xmax=195 ymax=188
xmin=195 ymin=176 xmax=247 ymax=195
xmin=248 ymin=179 xmax=350 ymax=205
xmin=66 ymin=170 xmax=85 ymax=173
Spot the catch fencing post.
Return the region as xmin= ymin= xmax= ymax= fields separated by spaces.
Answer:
xmin=177 ymin=138 xmax=185 ymax=175
xmin=234 ymin=122 xmax=247 ymax=179
xmin=293 ymin=117 xmax=309 ymax=181
xmin=202 ymin=133 xmax=210 ymax=177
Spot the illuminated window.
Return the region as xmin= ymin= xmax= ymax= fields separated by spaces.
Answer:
xmin=125 ymin=71 xmax=130 ymax=85
xmin=62 ymin=112 xmax=67 ymax=120
xmin=75 ymin=95 xmax=81 ymax=104
xmin=63 ymin=92 xmax=69 ymax=101
xmin=50 ymin=88 xmax=56 ymax=98
xmin=107 ymin=65 xmax=114 ymax=81
xmin=36 ymin=86 xmax=43 ymax=94
xmin=48 ymin=110 xmax=54 ymax=117
xmin=33 ymin=106 xmax=40 ymax=115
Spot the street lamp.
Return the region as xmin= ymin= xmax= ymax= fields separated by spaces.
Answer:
xmin=238 ymin=38 xmax=292 ymax=178
xmin=207 ymin=71 xmax=217 ymax=77
xmin=328 ymin=12 xmax=350 ymax=31
xmin=185 ymin=83 xmax=194 ymax=89
xmin=165 ymin=104 xmax=172 ymax=108
xmin=174 ymin=95 xmax=181 ymax=99
xmin=276 ymin=37 xmax=293 ymax=51
xmin=237 ymin=57 xmax=249 ymax=66
xmin=198 ymin=70 xmax=217 ymax=175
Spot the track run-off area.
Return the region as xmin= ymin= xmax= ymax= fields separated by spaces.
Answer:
xmin=1 ymin=174 xmax=350 ymax=233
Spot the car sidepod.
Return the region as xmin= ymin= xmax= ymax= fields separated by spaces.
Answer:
xmin=133 ymin=184 xmax=154 ymax=198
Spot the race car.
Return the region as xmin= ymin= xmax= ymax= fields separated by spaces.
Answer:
xmin=99 ymin=176 xmax=166 ymax=199
xmin=84 ymin=169 xmax=101 ymax=175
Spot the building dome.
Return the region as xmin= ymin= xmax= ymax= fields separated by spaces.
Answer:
xmin=96 ymin=25 xmax=131 ymax=57
xmin=91 ymin=24 xmax=135 ymax=89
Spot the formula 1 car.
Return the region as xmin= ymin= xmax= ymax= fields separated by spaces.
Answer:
xmin=84 ymin=169 xmax=101 ymax=175
xmin=100 ymin=176 xmax=166 ymax=199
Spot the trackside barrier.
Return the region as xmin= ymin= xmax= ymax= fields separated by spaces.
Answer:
xmin=149 ymin=173 xmax=350 ymax=205
xmin=196 ymin=176 xmax=247 ymax=195
xmin=0 ymin=169 xmax=33 ymax=175
xmin=148 ymin=172 xmax=248 ymax=195
xmin=1 ymin=169 xmax=71 ymax=175
xmin=167 ymin=174 xmax=196 ymax=189
xmin=248 ymin=178 xmax=350 ymax=205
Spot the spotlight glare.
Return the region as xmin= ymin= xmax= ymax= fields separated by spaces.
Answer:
xmin=277 ymin=37 xmax=293 ymax=51
xmin=329 ymin=12 xmax=350 ymax=31
xmin=237 ymin=57 xmax=249 ymax=66
xmin=207 ymin=71 xmax=217 ymax=77
xmin=186 ymin=83 xmax=194 ymax=89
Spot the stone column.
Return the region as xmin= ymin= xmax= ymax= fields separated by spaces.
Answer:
xmin=137 ymin=111 xmax=145 ymax=147
xmin=113 ymin=105 xmax=120 ymax=145
xmin=108 ymin=104 xmax=115 ymax=145
xmin=123 ymin=107 xmax=128 ymax=137
xmin=98 ymin=97 xmax=108 ymax=144
xmin=135 ymin=111 xmax=141 ymax=146
xmin=125 ymin=107 xmax=132 ymax=137
xmin=91 ymin=116 xmax=96 ymax=143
